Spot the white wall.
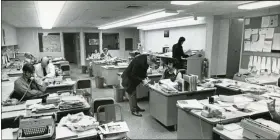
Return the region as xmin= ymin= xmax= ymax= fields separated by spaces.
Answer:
xmin=143 ymin=25 xmax=207 ymax=53
xmin=16 ymin=28 xmax=139 ymax=64
xmin=2 ymin=21 xmax=17 ymax=46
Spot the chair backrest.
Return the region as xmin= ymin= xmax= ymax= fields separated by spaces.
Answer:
xmin=91 ymin=98 xmax=115 ymax=114
xmin=61 ymin=64 xmax=70 ymax=71
xmin=97 ymin=104 xmax=123 ymax=124
xmin=76 ymin=79 xmax=91 ymax=89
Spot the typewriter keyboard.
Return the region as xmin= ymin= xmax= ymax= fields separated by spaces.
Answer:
xmin=22 ymin=126 xmax=48 ymax=137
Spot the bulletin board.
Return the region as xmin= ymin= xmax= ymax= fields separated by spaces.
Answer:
xmin=240 ymin=14 xmax=280 ymax=72
xmin=38 ymin=33 xmax=61 ymax=52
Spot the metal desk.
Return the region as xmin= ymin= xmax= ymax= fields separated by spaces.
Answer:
xmin=212 ymin=123 xmax=244 ymax=140
xmin=148 ymin=85 xmax=216 ymax=128
xmin=92 ymin=61 xmax=106 ymax=77
xmin=176 ymin=95 xmax=269 ymax=139
xmin=101 ymin=65 xmax=127 ymax=86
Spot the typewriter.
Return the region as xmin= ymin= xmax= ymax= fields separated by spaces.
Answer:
xmin=241 ymin=118 xmax=280 ymax=139
xmin=18 ymin=115 xmax=55 ymax=140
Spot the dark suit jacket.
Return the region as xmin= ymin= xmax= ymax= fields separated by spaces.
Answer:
xmin=121 ymin=54 xmax=149 ymax=94
xmin=172 ymin=43 xmax=189 ymax=61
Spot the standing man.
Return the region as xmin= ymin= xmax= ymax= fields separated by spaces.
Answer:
xmin=34 ymin=57 xmax=56 ymax=80
xmin=121 ymin=54 xmax=158 ymax=117
xmin=172 ymin=37 xmax=191 ymax=69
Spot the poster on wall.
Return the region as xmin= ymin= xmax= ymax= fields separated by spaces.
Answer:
xmin=41 ymin=34 xmax=61 ymax=52
xmin=89 ymin=39 xmax=99 ymax=45
xmin=164 ymin=30 xmax=169 ymax=38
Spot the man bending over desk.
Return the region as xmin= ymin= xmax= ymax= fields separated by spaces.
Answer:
xmin=12 ymin=63 xmax=46 ymax=101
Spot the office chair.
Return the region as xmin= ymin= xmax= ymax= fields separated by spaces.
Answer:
xmin=90 ymin=98 xmax=115 ymax=118
xmin=60 ymin=64 xmax=70 ymax=77
xmin=76 ymin=79 xmax=92 ymax=103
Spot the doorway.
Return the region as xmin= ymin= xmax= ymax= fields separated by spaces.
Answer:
xmin=226 ymin=18 xmax=243 ymax=78
xmin=63 ymin=33 xmax=80 ymax=65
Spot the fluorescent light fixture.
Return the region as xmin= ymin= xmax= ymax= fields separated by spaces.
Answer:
xmin=171 ymin=1 xmax=204 ymax=5
xmin=137 ymin=16 xmax=206 ymax=30
xmin=238 ymin=1 xmax=280 ymax=10
xmin=98 ymin=10 xmax=178 ymax=30
xmin=36 ymin=1 xmax=65 ymax=29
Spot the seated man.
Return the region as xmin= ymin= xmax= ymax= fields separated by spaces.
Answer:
xmin=100 ymin=48 xmax=112 ymax=60
xmin=12 ymin=63 xmax=46 ymax=101
xmin=267 ymin=99 xmax=280 ymax=123
xmin=34 ymin=57 xmax=56 ymax=80
xmin=161 ymin=58 xmax=183 ymax=82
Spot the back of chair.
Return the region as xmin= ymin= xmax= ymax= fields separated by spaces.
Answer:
xmin=61 ymin=64 xmax=70 ymax=71
xmin=97 ymin=104 xmax=123 ymax=124
xmin=76 ymin=79 xmax=91 ymax=89
xmin=91 ymin=98 xmax=115 ymax=114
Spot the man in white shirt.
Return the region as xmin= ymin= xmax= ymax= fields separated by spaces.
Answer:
xmin=34 ymin=57 xmax=56 ymax=80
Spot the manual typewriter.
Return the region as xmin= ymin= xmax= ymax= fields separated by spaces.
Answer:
xmin=17 ymin=115 xmax=56 ymax=140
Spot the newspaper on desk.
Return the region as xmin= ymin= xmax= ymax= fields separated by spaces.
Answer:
xmin=98 ymin=121 xmax=129 ymax=135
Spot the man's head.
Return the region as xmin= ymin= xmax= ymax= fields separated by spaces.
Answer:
xmin=178 ymin=37 xmax=186 ymax=46
xmin=167 ymin=59 xmax=176 ymax=70
xmin=22 ymin=63 xmax=35 ymax=79
xmin=41 ymin=57 xmax=49 ymax=68
xmin=147 ymin=54 xmax=159 ymax=69
xmin=103 ymin=48 xmax=108 ymax=53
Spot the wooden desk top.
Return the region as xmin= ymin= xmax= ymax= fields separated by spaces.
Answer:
xmin=213 ymin=123 xmax=244 ymax=140
xmin=148 ymin=84 xmax=216 ymax=97
xmin=177 ymin=94 xmax=269 ymax=125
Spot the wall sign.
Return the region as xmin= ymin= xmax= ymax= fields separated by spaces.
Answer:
xmin=164 ymin=30 xmax=169 ymax=38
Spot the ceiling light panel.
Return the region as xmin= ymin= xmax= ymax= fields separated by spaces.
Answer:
xmin=238 ymin=1 xmax=280 ymax=10
xmin=171 ymin=1 xmax=204 ymax=5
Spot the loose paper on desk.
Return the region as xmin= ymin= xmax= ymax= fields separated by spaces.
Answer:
xmin=265 ymin=28 xmax=274 ymax=39
xmin=266 ymin=57 xmax=272 ymax=74
xmin=261 ymin=57 xmax=266 ymax=70
xmin=272 ymin=33 xmax=280 ymax=51
xmin=244 ymin=41 xmax=251 ymax=51
xmin=269 ymin=15 xmax=278 ymax=27
xmin=244 ymin=29 xmax=251 ymax=40
xmin=224 ymin=123 xmax=242 ymax=131
xmin=245 ymin=18 xmax=250 ymax=25
xmin=261 ymin=16 xmax=270 ymax=27
xmin=177 ymin=99 xmax=203 ymax=110
xmin=272 ymin=57 xmax=278 ymax=74
xmin=263 ymin=41 xmax=272 ymax=52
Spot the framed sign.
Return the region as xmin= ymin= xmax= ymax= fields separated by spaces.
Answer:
xmin=89 ymin=39 xmax=99 ymax=45
xmin=164 ymin=30 xmax=169 ymax=38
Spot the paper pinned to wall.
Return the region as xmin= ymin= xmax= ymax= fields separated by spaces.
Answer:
xmin=266 ymin=57 xmax=272 ymax=74
xmin=245 ymin=18 xmax=250 ymax=25
xmin=244 ymin=29 xmax=252 ymax=39
xmin=251 ymin=29 xmax=259 ymax=34
xmin=269 ymin=15 xmax=278 ymax=27
xmin=263 ymin=41 xmax=272 ymax=52
xmin=261 ymin=16 xmax=270 ymax=27
xmin=272 ymin=58 xmax=278 ymax=74
xmin=272 ymin=33 xmax=280 ymax=51
xmin=257 ymin=35 xmax=265 ymax=52
xmin=257 ymin=56 xmax=262 ymax=71
xmin=248 ymin=56 xmax=254 ymax=69
xmin=259 ymin=28 xmax=266 ymax=35
xmin=261 ymin=57 xmax=266 ymax=70
xmin=253 ymin=56 xmax=258 ymax=68
xmin=265 ymin=28 xmax=274 ymax=39
xmin=244 ymin=41 xmax=251 ymax=51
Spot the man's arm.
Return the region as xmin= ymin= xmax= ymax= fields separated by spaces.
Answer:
xmin=129 ymin=63 xmax=145 ymax=82
xmin=179 ymin=46 xmax=189 ymax=58
xmin=14 ymin=80 xmax=44 ymax=99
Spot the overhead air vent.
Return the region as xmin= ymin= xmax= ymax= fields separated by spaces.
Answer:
xmin=126 ymin=5 xmax=142 ymax=9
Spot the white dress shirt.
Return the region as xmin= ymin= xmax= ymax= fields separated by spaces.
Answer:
xmin=34 ymin=63 xmax=56 ymax=78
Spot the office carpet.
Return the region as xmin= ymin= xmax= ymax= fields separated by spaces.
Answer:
xmin=69 ymin=64 xmax=177 ymax=139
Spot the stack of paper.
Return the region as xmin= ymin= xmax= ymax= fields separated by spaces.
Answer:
xmin=177 ymin=99 xmax=203 ymax=110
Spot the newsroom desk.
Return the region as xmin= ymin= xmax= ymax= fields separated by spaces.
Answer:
xmin=213 ymin=123 xmax=245 ymax=140
xmin=92 ymin=61 xmax=106 ymax=77
xmin=117 ymin=72 xmax=162 ymax=99
xmin=148 ymin=84 xmax=216 ymax=128
xmin=101 ymin=65 xmax=128 ymax=86
xmin=215 ymin=78 xmax=266 ymax=95
xmin=2 ymin=68 xmax=23 ymax=77
xmin=176 ymin=95 xmax=269 ymax=139
xmin=1 ymin=99 xmax=91 ymax=129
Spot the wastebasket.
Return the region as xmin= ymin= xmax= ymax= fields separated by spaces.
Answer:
xmin=82 ymin=65 xmax=87 ymax=74
xmin=95 ymin=76 xmax=104 ymax=88
xmin=113 ymin=85 xmax=125 ymax=102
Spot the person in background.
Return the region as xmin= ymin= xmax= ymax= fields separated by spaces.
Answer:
xmin=161 ymin=58 xmax=183 ymax=82
xmin=267 ymin=99 xmax=280 ymax=123
xmin=172 ymin=37 xmax=191 ymax=69
xmin=277 ymin=77 xmax=280 ymax=87
xmin=100 ymin=48 xmax=112 ymax=59
xmin=12 ymin=63 xmax=46 ymax=101
xmin=93 ymin=49 xmax=100 ymax=59
xmin=34 ymin=57 xmax=56 ymax=80
xmin=121 ymin=54 xmax=159 ymax=117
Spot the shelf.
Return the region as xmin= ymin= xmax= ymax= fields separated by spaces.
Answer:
xmin=242 ymin=51 xmax=280 ymax=58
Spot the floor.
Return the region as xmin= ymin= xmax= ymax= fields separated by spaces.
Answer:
xmin=70 ymin=64 xmax=177 ymax=139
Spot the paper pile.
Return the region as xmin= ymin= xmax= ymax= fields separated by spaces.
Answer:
xmin=59 ymin=96 xmax=86 ymax=110
xmin=177 ymin=99 xmax=203 ymax=110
